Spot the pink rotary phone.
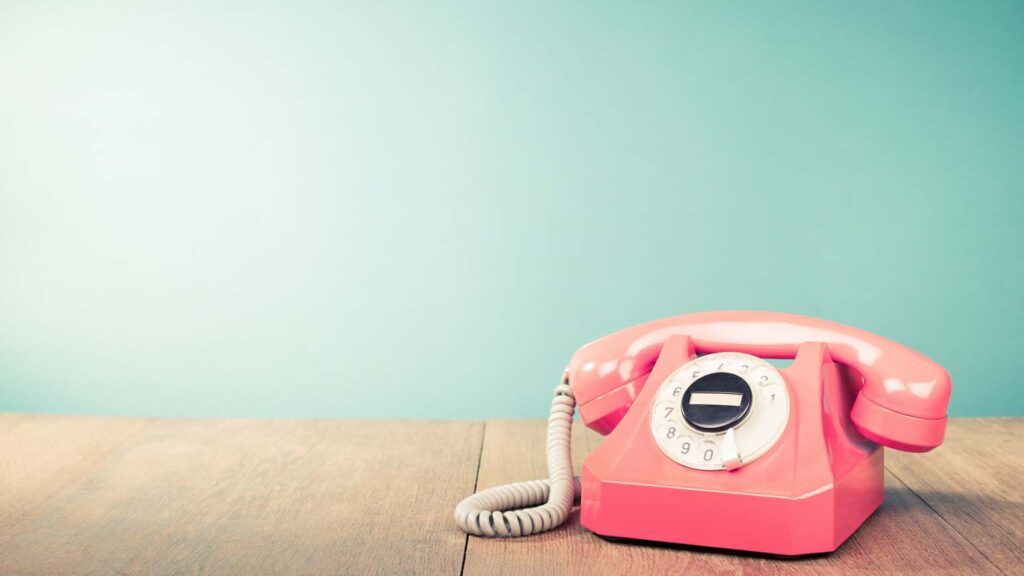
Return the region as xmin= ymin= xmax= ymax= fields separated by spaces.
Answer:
xmin=455 ymin=311 xmax=951 ymax=555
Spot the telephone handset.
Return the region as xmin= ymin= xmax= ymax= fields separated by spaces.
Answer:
xmin=455 ymin=311 xmax=951 ymax=555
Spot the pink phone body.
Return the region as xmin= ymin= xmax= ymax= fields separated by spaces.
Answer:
xmin=565 ymin=311 xmax=951 ymax=555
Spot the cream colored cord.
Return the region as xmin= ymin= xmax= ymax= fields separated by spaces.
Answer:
xmin=454 ymin=381 xmax=581 ymax=537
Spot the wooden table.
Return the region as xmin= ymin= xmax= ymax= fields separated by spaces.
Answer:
xmin=0 ymin=415 xmax=1020 ymax=575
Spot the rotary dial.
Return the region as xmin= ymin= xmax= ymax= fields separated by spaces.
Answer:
xmin=649 ymin=352 xmax=790 ymax=471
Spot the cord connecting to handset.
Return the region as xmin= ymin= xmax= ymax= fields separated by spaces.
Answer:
xmin=453 ymin=381 xmax=581 ymax=537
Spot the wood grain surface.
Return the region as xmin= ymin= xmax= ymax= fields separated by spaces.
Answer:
xmin=0 ymin=415 xmax=481 ymax=576
xmin=886 ymin=419 xmax=1023 ymax=576
xmin=0 ymin=415 xmax=1017 ymax=575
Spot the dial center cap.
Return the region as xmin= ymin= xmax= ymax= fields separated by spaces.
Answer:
xmin=681 ymin=372 xmax=753 ymax=432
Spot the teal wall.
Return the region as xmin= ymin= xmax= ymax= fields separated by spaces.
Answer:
xmin=2 ymin=1 xmax=1022 ymax=419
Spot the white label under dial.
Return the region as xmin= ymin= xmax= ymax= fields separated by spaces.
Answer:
xmin=649 ymin=352 xmax=790 ymax=471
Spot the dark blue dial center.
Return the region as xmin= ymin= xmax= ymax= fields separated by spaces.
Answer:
xmin=681 ymin=372 xmax=753 ymax=432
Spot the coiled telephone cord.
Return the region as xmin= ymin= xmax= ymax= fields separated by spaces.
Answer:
xmin=453 ymin=381 xmax=581 ymax=537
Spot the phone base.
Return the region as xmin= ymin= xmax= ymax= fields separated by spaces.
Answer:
xmin=580 ymin=447 xmax=884 ymax=556
xmin=578 ymin=336 xmax=885 ymax=556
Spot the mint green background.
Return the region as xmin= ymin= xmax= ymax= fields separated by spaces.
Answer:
xmin=1 ymin=1 xmax=1022 ymax=419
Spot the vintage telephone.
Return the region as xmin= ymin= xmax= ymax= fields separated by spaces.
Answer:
xmin=454 ymin=311 xmax=951 ymax=555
